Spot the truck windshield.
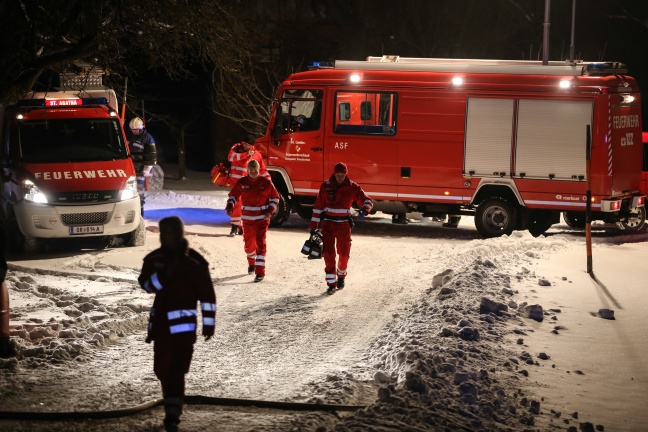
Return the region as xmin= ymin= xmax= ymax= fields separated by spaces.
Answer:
xmin=16 ymin=118 xmax=128 ymax=163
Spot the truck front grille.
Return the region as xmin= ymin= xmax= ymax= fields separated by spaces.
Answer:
xmin=49 ymin=191 xmax=120 ymax=204
xmin=61 ymin=212 xmax=108 ymax=225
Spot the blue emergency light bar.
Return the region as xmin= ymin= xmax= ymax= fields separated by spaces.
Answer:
xmin=308 ymin=61 xmax=334 ymax=70
xmin=583 ymin=62 xmax=628 ymax=76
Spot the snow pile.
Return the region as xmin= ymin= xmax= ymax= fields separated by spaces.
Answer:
xmin=0 ymin=270 xmax=148 ymax=370
xmin=292 ymin=234 xmax=606 ymax=432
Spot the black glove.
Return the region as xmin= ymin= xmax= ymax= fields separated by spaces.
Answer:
xmin=310 ymin=228 xmax=318 ymax=236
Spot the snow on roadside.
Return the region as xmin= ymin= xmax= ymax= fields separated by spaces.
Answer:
xmin=291 ymin=233 xmax=607 ymax=432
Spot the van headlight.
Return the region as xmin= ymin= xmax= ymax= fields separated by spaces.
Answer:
xmin=120 ymin=176 xmax=138 ymax=200
xmin=23 ymin=180 xmax=48 ymax=203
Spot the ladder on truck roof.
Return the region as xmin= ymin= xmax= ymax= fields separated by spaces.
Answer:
xmin=332 ymin=56 xmax=628 ymax=77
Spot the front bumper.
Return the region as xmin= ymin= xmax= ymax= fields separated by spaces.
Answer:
xmin=13 ymin=197 xmax=141 ymax=239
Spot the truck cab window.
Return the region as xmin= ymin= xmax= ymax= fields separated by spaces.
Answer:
xmin=334 ymin=91 xmax=397 ymax=135
xmin=279 ymin=89 xmax=323 ymax=134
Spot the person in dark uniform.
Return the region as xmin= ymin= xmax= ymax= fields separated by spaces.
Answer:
xmin=138 ymin=216 xmax=216 ymax=432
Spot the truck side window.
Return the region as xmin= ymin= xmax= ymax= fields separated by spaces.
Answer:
xmin=334 ymin=91 xmax=397 ymax=135
xmin=360 ymin=101 xmax=372 ymax=120
xmin=279 ymin=89 xmax=323 ymax=134
xmin=339 ymin=102 xmax=351 ymax=121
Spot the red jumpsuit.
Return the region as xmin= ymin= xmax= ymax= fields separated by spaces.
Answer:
xmin=309 ymin=175 xmax=372 ymax=288
xmin=227 ymin=176 xmax=280 ymax=277
xmin=138 ymin=244 xmax=216 ymax=421
xmin=227 ymin=143 xmax=269 ymax=228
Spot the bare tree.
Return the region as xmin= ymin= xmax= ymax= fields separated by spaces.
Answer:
xmin=0 ymin=0 xmax=245 ymax=104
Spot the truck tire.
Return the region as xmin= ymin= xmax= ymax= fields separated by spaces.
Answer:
xmin=475 ymin=198 xmax=517 ymax=238
xmin=562 ymin=211 xmax=586 ymax=229
xmin=617 ymin=206 xmax=646 ymax=231
xmin=6 ymin=218 xmax=41 ymax=254
xmin=527 ymin=210 xmax=553 ymax=237
xmin=269 ymin=193 xmax=290 ymax=227
xmin=296 ymin=205 xmax=313 ymax=220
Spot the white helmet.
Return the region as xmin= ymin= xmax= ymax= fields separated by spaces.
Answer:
xmin=129 ymin=117 xmax=144 ymax=130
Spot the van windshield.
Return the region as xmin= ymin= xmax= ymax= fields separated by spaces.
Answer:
xmin=16 ymin=118 xmax=128 ymax=163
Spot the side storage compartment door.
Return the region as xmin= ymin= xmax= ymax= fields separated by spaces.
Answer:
xmin=464 ymin=98 xmax=515 ymax=178
xmin=515 ymin=99 xmax=592 ymax=181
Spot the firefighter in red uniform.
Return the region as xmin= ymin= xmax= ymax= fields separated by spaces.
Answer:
xmin=226 ymin=159 xmax=279 ymax=283
xmin=309 ymin=162 xmax=373 ymax=295
xmin=227 ymin=135 xmax=270 ymax=236
xmin=138 ymin=216 xmax=216 ymax=432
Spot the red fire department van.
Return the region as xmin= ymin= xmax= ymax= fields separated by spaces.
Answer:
xmin=0 ymin=77 xmax=145 ymax=252
xmin=257 ymin=56 xmax=645 ymax=238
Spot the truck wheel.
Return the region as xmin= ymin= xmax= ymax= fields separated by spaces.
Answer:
xmin=296 ymin=205 xmax=313 ymax=220
xmin=617 ymin=206 xmax=646 ymax=231
xmin=269 ymin=194 xmax=290 ymax=227
xmin=527 ymin=211 xmax=553 ymax=237
xmin=475 ymin=198 xmax=517 ymax=238
xmin=563 ymin=211 xmax=586 ymax=229
xmin=6 ymin=218 xmax=41 ymax=254
xmin=125 ymin=220 xmax=146 ymax=247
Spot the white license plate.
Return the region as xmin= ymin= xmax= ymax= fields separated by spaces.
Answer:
xmin=69 ymin=225 xmax=104 ymax=235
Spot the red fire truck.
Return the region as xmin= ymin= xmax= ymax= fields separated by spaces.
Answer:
xmin=642 ymin=132 xmax=648 ymax=197
xmin=0 ymin=71 xmax=145 ymax=253
xmin=256 ymin=56 xmax=645 ymax=238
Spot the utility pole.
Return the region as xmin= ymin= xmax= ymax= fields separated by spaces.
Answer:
xmin=569 ymin=0 xmax=577 ymax=64
xmin=542 ymin=0 xmax=551 ymax=65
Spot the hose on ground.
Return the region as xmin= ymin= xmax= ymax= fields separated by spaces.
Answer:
xmin=0 ymin=395 xmax=367 ymax=421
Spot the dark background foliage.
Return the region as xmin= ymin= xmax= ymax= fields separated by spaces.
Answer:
xmin=1 ymin=0 xmax=646 ymax=172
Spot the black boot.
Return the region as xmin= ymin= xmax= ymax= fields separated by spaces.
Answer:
xmin=229 ymin=224 xmax=238 ymax=236
xmin=0 ymin=337 xmax=14 ymax=358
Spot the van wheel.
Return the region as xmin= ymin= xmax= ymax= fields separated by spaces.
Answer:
xmin=6 ymin=218 xmax=41 ymax=254
xmin=125 ymin=220 xmax=146 ymax=247
xmin=527 ymin=210 xmax=553 ymax=237
xmin=563 ymin=212 xmax=586 ymax=229
xmin=269 ymin=194 xmax=290 ymax=227
xmin=617 ymin=206 xmax=646 ymax=231
xmin=475 ymin=199 xmax=517 ymax=238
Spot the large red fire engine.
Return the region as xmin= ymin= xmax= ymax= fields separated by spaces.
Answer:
xmin=0 ymin=68 xmax=145 ymax=252
xmin=256 ymin=56 xmax=645 ymax=238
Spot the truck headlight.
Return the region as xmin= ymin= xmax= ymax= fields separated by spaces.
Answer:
xmin=120 ymin=176 xmax=138 ymax=201
xmin=23 ymin=180 xmax=48 ymax=203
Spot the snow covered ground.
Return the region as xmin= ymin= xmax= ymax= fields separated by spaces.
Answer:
xmin=1 ymin=167 xmax=647 ymax=432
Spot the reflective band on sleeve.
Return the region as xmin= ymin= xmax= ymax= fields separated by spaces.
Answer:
xmin=150 ymin=273 xmax=163 ymax=291
xmin=202 ymin=302 xmax=216 ymax=312
xmin=313 ymin=209 xmax=322 ymax=214
xmin=169 ymin=323 xmax=197 ymax=334
xmin=167 ymin=309 xmax=198 ymax=320
xmin=203 ymin=317 xmax=215 ymax=326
